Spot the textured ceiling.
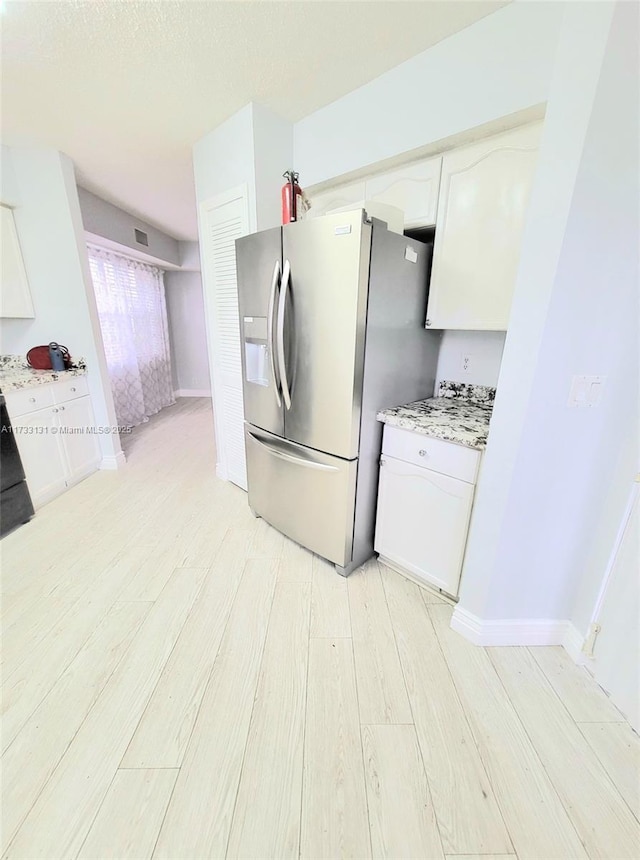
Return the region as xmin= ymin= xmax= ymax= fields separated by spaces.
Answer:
xmin=1 ymin=0 xmax=507 ymax=240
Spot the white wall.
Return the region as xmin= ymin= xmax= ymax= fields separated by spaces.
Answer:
xmin=78 ymin=187 xmax=180 ymax=266
xmin=252 ymin=102 xmax=294 ymax=231
xmin=0 ymin=146 xmax=20 ymax=205
xmin=193 ymin=104 xmax=257 ymax=222
xmin=178 ymin=240 xmax=201 ymax=271
xmin=165 ymin=270 xmax=211 ymax=396
xmin=457 ymin=1 xmax=638 ymax=632
xmin=435 ymin=331 xmax=506 ymax=390
xmin=0 ymin=146 xmax=122 ymax=465
xmin=563 ymin=1 xmax=638 ymax=637
xmin=294 ymin=2 xmax=562 ymax=186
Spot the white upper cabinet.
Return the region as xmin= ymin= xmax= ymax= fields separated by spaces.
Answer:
xmin=426 ymin=123 xmax=542 ymax=331
xmin=307 ymin=180 xmax=366 ymax=218
xmin=0 ymin=205 xmax=34 ymax=319
xmin=364 ymin=157 xmax=442 ymax=227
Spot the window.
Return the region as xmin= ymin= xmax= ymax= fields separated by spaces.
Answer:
xmin=87 ymin=245 xmax=174 ymax=428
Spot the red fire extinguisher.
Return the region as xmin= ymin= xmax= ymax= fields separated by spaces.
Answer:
xmin=281 ymin=170 xmax=305 ymax=224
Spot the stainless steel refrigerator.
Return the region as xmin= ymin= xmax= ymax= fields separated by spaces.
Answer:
xmin=236 ymin=209 xmax=439 ymax=575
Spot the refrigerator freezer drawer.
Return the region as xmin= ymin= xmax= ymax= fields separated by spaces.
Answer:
xmin=245 ymin=425 xmax=357 ymax=567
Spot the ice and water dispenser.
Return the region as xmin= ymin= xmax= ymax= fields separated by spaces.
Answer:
xmin=243 ymin=316 xmax=269 ymax=387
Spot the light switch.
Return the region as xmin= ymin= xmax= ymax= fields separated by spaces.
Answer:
xmin=568 ymin=375 xmax=606 ymax=407
xmin=589 ymin=379 xmax=603 ymax=404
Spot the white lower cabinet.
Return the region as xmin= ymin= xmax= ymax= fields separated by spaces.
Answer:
xmin=6 ymin=379 xmax=101 ymax=508
xmin=56 ymin=395 xmax=101 ymax=485
xmin=12 ymin=406 xmax=68 ymax=507
xmin=375 ymin=427 xmax=478 ymax=597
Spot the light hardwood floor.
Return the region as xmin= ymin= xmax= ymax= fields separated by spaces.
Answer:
xmin=1 ymin=398 xmax=639 ymax=859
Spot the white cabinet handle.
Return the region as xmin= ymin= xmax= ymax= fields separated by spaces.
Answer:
xmin=59 ymin=405 xmax=65 ymax=411
xmin=418 ymin=449 xmax=428 ymax=457
xmin=52 ymin=407 xmax=59 ymax=413
xmin=29 ymin=397 xmax=36 ymax=403
xmin=70 ymin=387 xmax=76 ymax=392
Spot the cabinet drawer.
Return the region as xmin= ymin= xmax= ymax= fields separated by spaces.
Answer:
xmin=4 ymin=385 xmax=55 ymax=417
xmin=52 ymin=376 xmax=89 ymax=403
xmin=382 ymin=425 xmax=480 ymax=483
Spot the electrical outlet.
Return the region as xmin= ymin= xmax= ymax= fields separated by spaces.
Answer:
xmin=462 ymin=354 xmax=472 ymax=374
xmin=568 ymin=375 xmax=606 ymax=407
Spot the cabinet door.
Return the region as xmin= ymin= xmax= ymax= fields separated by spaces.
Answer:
xmin=375 ymin=455 xmax=474 ymax=597
xmin=57 ymin=395 xmax=101 ymax=484
xmin=307 ymin=180 xmax=366 ymax=218
xmin=11 ymin=407 xmax=67 ymax=507
xmin=365 ymin=157 xmax=441 ymax=227
xmin=426 ymin=123 xmax=541 ymax=331
xmin=0 ymin=206 xmax=34 ymax=318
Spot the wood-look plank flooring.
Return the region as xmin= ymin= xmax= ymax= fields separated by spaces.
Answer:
xmin=2 ymin=398 xmax=639 ymax=859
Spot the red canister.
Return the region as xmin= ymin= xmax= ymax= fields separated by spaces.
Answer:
xmin=281 ymin=170 xmax=303 ymax=224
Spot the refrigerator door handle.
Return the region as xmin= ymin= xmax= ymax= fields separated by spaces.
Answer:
xmin=247 ymin=429 xmax=339 ymax=472
xmin=277 ymin=258 xmax=292 ymax=410
xmin=267 ymin=259 xmax=282 ymax=407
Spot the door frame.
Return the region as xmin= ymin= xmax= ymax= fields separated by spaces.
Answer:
xmin=198 ymin=184 xmax=251 ymax=485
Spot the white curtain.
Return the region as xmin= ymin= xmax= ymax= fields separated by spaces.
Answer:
xmin=87 ymin=245 xmax=175 ymax=428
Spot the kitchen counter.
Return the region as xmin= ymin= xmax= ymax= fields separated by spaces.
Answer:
xmin=0 ymin=355 xmax=87 ymax=393
xmin=377 ymin=380 xmax=495 ymax=450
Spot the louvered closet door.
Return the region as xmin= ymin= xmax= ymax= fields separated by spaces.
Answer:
xmin=200 ymin=188 xmax=250 ymax=490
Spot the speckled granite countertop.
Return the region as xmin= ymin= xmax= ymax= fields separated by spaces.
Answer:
xmin=377 ymin=381 xmax=495 ymax=450
xmin=0 ymin=355 xmax=87 ymax=392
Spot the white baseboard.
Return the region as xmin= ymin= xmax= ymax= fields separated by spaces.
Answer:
xmin=99 ymin=451 xmax=127 ymax=470
xmin=174 ymin=389 xmax=211 ymax=398
xmin=450 ymin=606 xmax=573 ymax=647
xmin=561 ymin=622 xmax=588 ymax=665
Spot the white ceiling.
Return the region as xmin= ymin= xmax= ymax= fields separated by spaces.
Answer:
xmin=1 ymin=1 xmax=506 ymax=241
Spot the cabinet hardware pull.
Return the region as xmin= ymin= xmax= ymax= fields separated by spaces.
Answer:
xmin=29 ymin=397 xmax=36 ymax=402
xmin=59 ymin=406 xmax=65 ymax=411
xmin=419 ymin=449 xmax=427 ymax=457
xmin=425 ymin=319 xmax=432 ymax=327
xmin=70 ymin=387 xmax=76 ymax=392
xmin=52 ymin=407 xmax=59 ymax=413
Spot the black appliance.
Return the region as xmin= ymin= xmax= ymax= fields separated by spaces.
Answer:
xmin=1 ymin=394 xmax=34 ymax=537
